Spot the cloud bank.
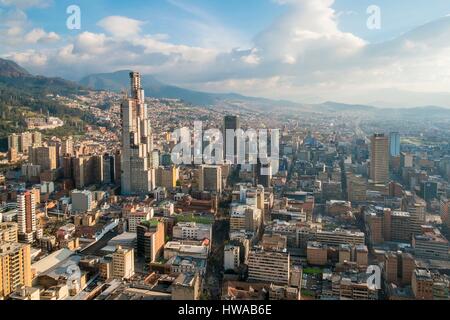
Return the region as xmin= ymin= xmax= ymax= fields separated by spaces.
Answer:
xmin=2 ymin=0 xmax=450 ymax=107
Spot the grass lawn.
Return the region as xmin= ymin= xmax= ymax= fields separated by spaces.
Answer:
xmin=303 ymin=267 xmax=323 ymax=275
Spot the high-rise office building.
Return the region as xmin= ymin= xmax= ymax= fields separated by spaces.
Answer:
xmin=389 ymin=132 xmax=401 ymax=157
xmin=136 ymin=220 xmax=165 ymax=263
xmin=17 ymin=191 xmax=36 ymax=243
xmin=247 ymin=247 xmax=290 ymax=285
xmin=112 ymin=246 xmax=135 ymax=280
xmin=199 ymin=165 xmax=222 ymax=193
xmin=370 ymin=134 xmax=390 ymax=184
xmin=102 ymin=153 xmax=116 ymax=185
xmin=0 ymin=242 xmax=32 ymax=299
xmin=72 ymin=154 xmax=104 ymax=188
xmin=71 ymin=190 xmax=93 ymax=213
xmin=121 ymin=72 xmax=155 ymax=195
xmin=224 ymin=115 xmax=240 ymax=161
xmin=256 ymin=161 xmax=272 ymax=188
xmin=420 ymin=181 xmax=438 ymax=202
xmin=156 ymin=166 xmax=179 ymax=189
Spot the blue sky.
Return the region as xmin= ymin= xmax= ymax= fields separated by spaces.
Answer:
xmin=2 ymin=0 xmax=450 ymax=107
xmin=21 ymin=0 xmax=450 ymax=44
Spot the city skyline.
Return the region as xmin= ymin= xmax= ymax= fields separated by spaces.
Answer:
xmin=1 ymin=0 xmax=450 ymax=306
xmin=1 ymin=0 xmax=450 ymax=107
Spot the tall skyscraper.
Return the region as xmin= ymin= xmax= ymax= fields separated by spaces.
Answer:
xmin=17 ymin=191 xmax=36 ymax=243
xmin=121 ymin=72 xmax=155 ymax=195
xmin=389 ymin=132 xmax=401 ymax=157
xmin=223 ymin=115 xmax=240 ymax=162
xmin=370 ymin=134 xmax=390 ymax=184
xmin=256 ymin=160 xmax=272 ymax=188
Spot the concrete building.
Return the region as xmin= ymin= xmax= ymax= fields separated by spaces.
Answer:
xmin=355 ymin=245 xmax=369 ymax=266
xmin=331 ymin=272 xmax=379 ymax=300
xmin=370 ymin=134 xmax=389 ymax=184
xmin=390 ymin=211 xmax=412 ymax=242
xmin=156 ymin=166 xmax=179 ymax=190
xmin=173 ymin=222 xmax=212 ymax=241
xmin=112 ymin=246 xmax=135 ymax=280
xmin=366 ymin=210 xmax=384 ymax=245
xmin=128 ymin=209 xmax=153 ymax=233
xmin=29 ymin=146 xmax=57 ymax=172
xmin=315 ymin=229 xmax=365 ymax=247
xmin=230 ymin=204 xmax=262 ymax=233
xmin=413 ymin=227 xmax=449 ymax=261
xmin=403 ymin=193 xmax=426 ymax=236
xmin=17 ymin=191 xmax=36 ymax=243
xmin=224 ymin=245 xmax=240 ymax=272
xmin=347 ymin=173 xmax=367 ymax=202
xmin=307 ymin=242 xmax=328 ymax=266
xmin=0 ymin=242 xmax=32 ymax=299
xmin=262 ymin=234 xmax=287 ymax=251
xmin=247 ymin=247 xmax=290 ymax=285
xmin=400 ymin=152 xmax=414 ymax=168
xmin=137 ymin=220 xmax=165 ymax=263
xmin=61 ymin=137 xmax=74 ymax=156
xmin=164 ymin=241 xmax=209 ymax=260
xmin=8 ymin=132 xmax=41 ymax=153
xmin=0 ymin=222 xmax=18 ymax=242
xmin=382 ymin=251 xmax=416 ymax=286
xmin=21 ymin=164 xmax=41 ymax=181
xmin=9 ymin=286 xmax=40 ymax=300
xmin=72 ymin=155 xmax=104 ymax=189
xmin=167 ymin=255 xmax=207 ymax=276
xmin=412 ymin=268 xmax=433 ymax=300
xmin=269 ymin=284 xmax=301 ymax=300
xmin=171 ymin=272 xmax=201 ymax=300
xmin=200 ymin=165 xmax=222 ymax=193
xmin=121 ymin=72 xmax=155 ymax=195
xmin=71 ymin=190 xmax=93 ymax=213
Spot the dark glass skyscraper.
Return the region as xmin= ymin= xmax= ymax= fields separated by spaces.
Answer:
xmin=223 ymin=115 xmax=240 ymax=161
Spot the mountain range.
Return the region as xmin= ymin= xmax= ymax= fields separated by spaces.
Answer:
xmin=80 ymin=70 xmax=301 ymax=110
xmin=79 ymin=70 xmax=450 ymax=119
xmin=0 ymin=58 xmax=94 ymax=138
xmin=1 ymin=58 xmax=450 ymax=120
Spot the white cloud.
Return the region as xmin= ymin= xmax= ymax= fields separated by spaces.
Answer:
xmin=97 ymin=16 xmax=146 ymax=39
xmin=24 ymin=28 xmax=59 ymax=43
xmin=9 ymin=49 xmax=48 ymax=66
xmin=3 ymin=0 xmax=450 ymax=107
